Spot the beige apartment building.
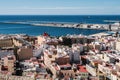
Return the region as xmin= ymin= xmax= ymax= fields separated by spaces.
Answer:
xmin=0 ymin=55 xmax=16 ymax=73
xmin=0 ymin=38 xmax=13 ymax=49
xmin=17 ymin=46 xmax=33 ymax=60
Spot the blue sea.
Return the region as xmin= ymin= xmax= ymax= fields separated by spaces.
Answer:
xmin=0 ymin=15 xmax=120 ymax=36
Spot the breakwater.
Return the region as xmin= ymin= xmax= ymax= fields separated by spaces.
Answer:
xmin=0 ymin=21 xmax=120 ymax=31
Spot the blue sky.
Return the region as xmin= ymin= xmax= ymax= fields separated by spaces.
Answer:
xmin=0 ymin=0 xmax=120 ymax=15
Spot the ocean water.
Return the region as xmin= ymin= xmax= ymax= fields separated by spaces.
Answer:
xmin=0 ymin=15 xmax=120 ymax=36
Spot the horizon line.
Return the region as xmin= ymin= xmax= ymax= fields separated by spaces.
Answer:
xmin=0 ymin=14 xmax=120 ymax=16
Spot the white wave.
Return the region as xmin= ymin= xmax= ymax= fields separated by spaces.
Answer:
xmin=104 ymin=20 xmax=120 ymax=23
